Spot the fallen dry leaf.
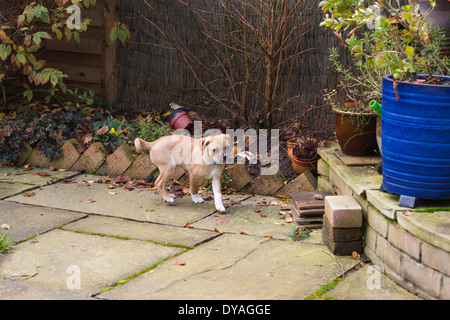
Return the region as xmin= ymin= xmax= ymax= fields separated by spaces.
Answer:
xmin=80 ymin=199 xmax=96 ymax=204
xmin=25 ymin=192 xmax=36 ymax=197
xmin=254 ymin=207 xmax=261 ymax=213
xmin=49 ymin=166 xmax=58 ymax=171
xmin=36 ymin=172 xmax=50 ymax=176
xmin=172 ymin=258 xmax=186 ymax=266
xmin=284 ymin=216 xmax=294 ymax=223
xmin=1 ymin=224 xmax=10 ymax=230
xmin=259 ymin=213 xmax=268 ymax=218
xmin=95 ymin=125 xmax=109 ymax=136
xmin=106 ymin=191 xmax=118 ymax=195
xmin=214 ymin=227 xmax=224 ymax=234
xmin=60 ymin=179 xmax=74 ymax=183
xmin=185 ymin=222 xmax=192 ymax=228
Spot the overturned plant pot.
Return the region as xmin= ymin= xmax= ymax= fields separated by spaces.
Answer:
xmin=167 ymin=108 xmax=193 ymax=131
xmin=333 ymin=108 xmax=377 ymax=156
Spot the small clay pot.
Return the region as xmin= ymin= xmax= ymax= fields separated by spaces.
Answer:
xmin=167 ymin=108 xmax=193 ymax=130
xmin=289 ymin=149 xmax=319 ymax=175
xmin=286 ymin=138 xmax=296 ymax=159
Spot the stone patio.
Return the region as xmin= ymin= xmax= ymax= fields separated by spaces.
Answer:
xmin=0 ymin=166 xmax=421 ymax=300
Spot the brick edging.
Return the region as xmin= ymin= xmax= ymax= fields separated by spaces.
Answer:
xmin=14 ymin=140 xmax=316 ymax=197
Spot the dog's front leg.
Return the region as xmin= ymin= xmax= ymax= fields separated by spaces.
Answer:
xmin=212 ymin=175 xmax=226 ymax=213
xmin=190 ymin=174 xmax=204 ymax=204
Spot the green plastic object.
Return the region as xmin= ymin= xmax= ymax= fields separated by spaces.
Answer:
xmin=370 ymin=100 xmax=382 ymax=116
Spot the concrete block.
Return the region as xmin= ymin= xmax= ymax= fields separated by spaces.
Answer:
xmin=317 ymin=175 xmax=333 ymax=193
xmin=244 ymin=170 xmax=285 ymax=196
xmin=317 ymin=159 xmax=330 ymax=176
xmin=276 ymin=170 xmax=317 ymax=196
xmin=376 ymin=236 xmax=402 ymax=275
xmin=49 ymin=139 xmax=82 ymax=170
xmin=323 ymin=214 xmax=362 ymax=242
xmin=403 ymin=255 xmax=442 ymax=298
xmin=367 ymin=206 xmax=389 ymax=238
xmin=421 ymin=242 xmax=450 ymax=277
xmin=123 ymin=152 xmax=157 ymax=180
xmin=15 ymin=142 xmax=33 ymax=167
xmin=322 ymin=226 xmax=363 ymax=256
xmin=225 ymin=164 xmax=252 ymax=191
xmin=325 ymin=195 xmax=362 ymax=228
xmin=71 ymin=142 xmax=107 ymax=173
xmin=26 ymin=147 xmax=51 ymax=168
xmin=388 ymin=223 xmax=421 ymax=261
xmin=96 ymin=144 xmax=135 ymax=177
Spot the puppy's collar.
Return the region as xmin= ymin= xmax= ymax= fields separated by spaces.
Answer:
xmin=204 ymin=156 xmax=220 ymax=166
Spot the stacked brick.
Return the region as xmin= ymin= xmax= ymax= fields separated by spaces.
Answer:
xmin=323 ymin=195 xmax=363 ymax=256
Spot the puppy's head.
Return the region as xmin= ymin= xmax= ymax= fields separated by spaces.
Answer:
xmin=202 ymin=134 xmax=231 ymax=165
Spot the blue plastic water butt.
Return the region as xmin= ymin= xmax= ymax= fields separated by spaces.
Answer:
xmin=381 ymin=74 xmax=450 ymax=199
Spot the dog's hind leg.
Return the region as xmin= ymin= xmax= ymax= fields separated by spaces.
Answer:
xmin=155 ymin=165 xmax=177 ymax=203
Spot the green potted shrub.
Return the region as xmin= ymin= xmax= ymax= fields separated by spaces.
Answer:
xmin=319 ymin=0 xmax=450 ymax=201
xmin=323 ymin=37 xmax=390 ymax=156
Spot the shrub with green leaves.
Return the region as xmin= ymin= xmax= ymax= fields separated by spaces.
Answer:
xmin=92 ymin=115 xmax=137 ymax=152
xmin=319 ymin=0 xmax=450 ymax=81
xmin=0 ymin=105 xmax=84 ymax=164
xmin=138 ymin=113 xmax=172 ymax=143
xmin=0 ymin=0 xmax=130 ymax=104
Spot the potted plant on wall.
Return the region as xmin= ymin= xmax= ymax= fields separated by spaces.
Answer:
xmin=323 ymin=39 xmax=389 ymax=156
xmin=287 ymin=105 xmax=335 ymax=175
xmin=319 ymin=0 xmax=450 ymax=201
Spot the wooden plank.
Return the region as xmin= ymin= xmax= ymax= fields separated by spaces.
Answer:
xmin=45 ymin=38 xmax=102 ymax=55
xmin=103 ymin=0 xmax=119 ymax=105
xmin=41 ymin=51 xmax=102 ymax=68
xmin=46 ymin=62 xmax=102 ymax=84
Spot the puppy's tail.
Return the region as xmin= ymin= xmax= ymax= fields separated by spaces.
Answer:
xmin=134 ymin=138 xmax=154 ymax=153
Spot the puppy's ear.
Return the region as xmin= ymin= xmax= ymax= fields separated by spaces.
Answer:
xmin=201 ymin=137 xmax=211 ymax=153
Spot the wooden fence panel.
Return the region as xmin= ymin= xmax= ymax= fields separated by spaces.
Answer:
xmin=41 ymin=0 xmax=119 ymax=105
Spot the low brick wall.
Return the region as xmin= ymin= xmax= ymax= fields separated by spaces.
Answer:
xmin=318 ymin=146 xmax=450 ymax=300
xmin=15 ymin=140 xmax=316 ymax=197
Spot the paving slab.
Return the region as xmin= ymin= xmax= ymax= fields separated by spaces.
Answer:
xmin=99 ymin=234 xmax=358 ymax=300
xmin=0 ymin=201 xmax=86 ymax=243
xmin=0 ymin=182 xmax=37 ymax=200
xmin=63 ymin=215 xmax=218 ymax=248
xmin=192 ymin=196 xmax=294 ymax=239
xmin=0 ymin=167 xmax=79 ymax=186
xmin=323 ymin=264 xmax=422 ymax=300
xmin=0 ymin=229 xmax=182 ymax=297
xmin=0 ymin=279 xmax=93 ymax=300
xmin=7 ymin=175 xmax=250 ymax=226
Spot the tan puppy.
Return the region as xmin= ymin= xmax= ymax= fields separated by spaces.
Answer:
xmin=135 ymin=134 xmax=230 ymax=212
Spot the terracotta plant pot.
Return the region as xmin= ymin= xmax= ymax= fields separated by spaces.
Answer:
xmin=333 ymin=108 xmax=377 ymax=156
xmin=286 ymin=138 xmax=296 ymax=159
xmin=289 ymin=149 xmax=319 ymax=175
xmin=167 ymin=108 xmax=193 ymax=130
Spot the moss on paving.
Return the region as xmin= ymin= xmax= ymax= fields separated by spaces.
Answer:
xmin=304 ymin=278 xmax=343 ymax=300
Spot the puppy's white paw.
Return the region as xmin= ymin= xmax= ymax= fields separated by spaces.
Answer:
xmin=169 ymin=193 xmax=176 ymax=198
xmin=165 ymin=197 xmax=175 ymax=204
xmin=191 ymin=194 xmax=205 ymax=204
xmin=216 ymin=205 xmax=226 ymax=213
